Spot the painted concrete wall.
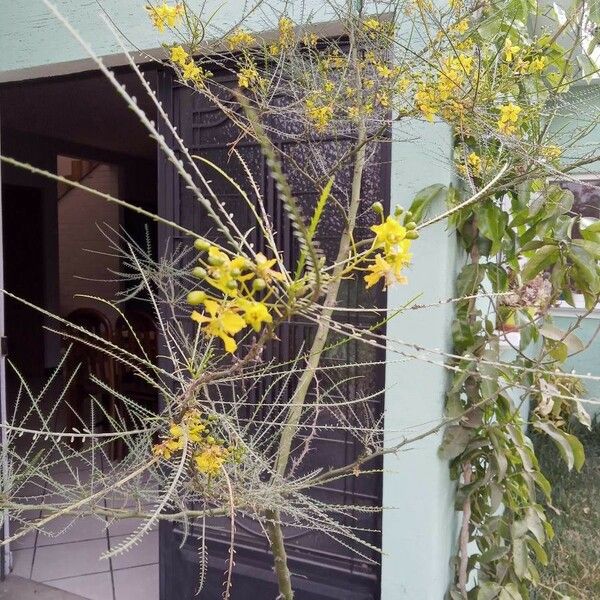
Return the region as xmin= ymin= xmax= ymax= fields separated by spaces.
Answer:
xmin=381 ymin=119 xmax=458 ymax=599
xmin=0 ymin=0 xmax=337 ymax=81
xmin=57 ymin=160 xmax=121 ymax=323
xmin=548 ymin=84 xmax=600 ymax=419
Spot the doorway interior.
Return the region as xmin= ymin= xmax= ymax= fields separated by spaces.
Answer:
xmin=0 ymin=68 xmax=160 ymax=600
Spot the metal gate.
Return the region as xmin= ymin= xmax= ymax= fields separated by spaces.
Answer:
xmin=157 ymin=67 xmax=389 ymax=600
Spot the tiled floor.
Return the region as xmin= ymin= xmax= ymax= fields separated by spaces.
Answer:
xmin=9 ymin=461 xmax=159 ymax=600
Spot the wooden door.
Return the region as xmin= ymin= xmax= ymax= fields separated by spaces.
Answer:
xmin=157 ymin=68 xmax=389 ymax=600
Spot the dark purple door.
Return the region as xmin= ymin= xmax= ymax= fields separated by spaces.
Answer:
xmin=157 ymin=67 xmax=389 ymax=600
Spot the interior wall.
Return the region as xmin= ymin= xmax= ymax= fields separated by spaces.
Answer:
xmin=57 ymin=158 xmax=121 ymax=324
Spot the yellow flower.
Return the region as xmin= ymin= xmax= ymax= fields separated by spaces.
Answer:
xmin=376 ymin=91 xmax=391 ymax=107
xmin=451 ymin=19 xmax=469 ymax=35
xmin=254 ymin=253 xmax=285 ymax=284
xmin=467 ymin=152 xmax=482 ymax=174
xmin=364 ymin=18 xmax=381 ymax=32
xmin=237 ymin=299 xmax=273 ymax=333
xmin=191 ymin=299 xmax=246 ymax=353
xmin=364 ymin=247 xmax=412 ymax=288
xmin=203 ymin=247 xmax=252 ymax=296
xmin=238 ymin=64 xmax=260 ymax=88
xmin=529 ymin=56 xmax=548 ymax=73
xmin=375 ymin=62 xmax=394 ymax=79
xmin=170 ymin=45 xmax=188 ymax=66
xmin=498 ymin=102 xmax=521 ymax=134
xmin=302 ymin=32 xmax=318 ymax=47
xmin=306 ymin=98 xmax=334 ymax=131
xmin=278 ymin=16 xmax=295 ymax=48
xmin=195 ymin=445 xmax=228 ymax=476
xmin=227 ymin=28 xmax=255 ymax=50
xmin=542 ymin=144 xmax=561 ymax=160
xmin=503 ymin=38 xmax=521 ymax=62
xmin=146 ymin=3 xmax=183 ymax=32
xmin=371 ymin=216 xmax=407 ymax=250
xmin=181 ymin=61 xmax=210 ymax=86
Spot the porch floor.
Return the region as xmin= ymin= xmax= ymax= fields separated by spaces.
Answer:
xmin=9 ymin=456 xmax=158 ymax=600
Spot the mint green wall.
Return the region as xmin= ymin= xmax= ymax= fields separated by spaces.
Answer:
xmin=552 ymin=313 xmax=600 ymax=418
xmin=381 ymin=119 xmax=458 ymax=599
xmin=0 ymin=0 xmax=332 ymax=80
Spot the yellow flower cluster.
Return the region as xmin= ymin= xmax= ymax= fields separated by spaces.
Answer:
xmin=146 ymin=2 xmax=183 ymax=32
xmin=497 ymin=102 xmax=522 ymax=135
xmin=187 ymin=242 xmax=285 ymax=353
xmin=152 ymin=410 xmax=240 ymax=477
xmin=305 ymin=96 xmax=335 ymax=131
xmin=364 ymin=214 xmax=417 ymax=289
xmin=169 ymin=45 xmax=211 ymax=86
xmin=238 ymin=62 xmax=261 ymax=89
xmin=227 ymin=28 xmax=255 ymax=51
xmin=414 ymin=52 xmax=474 ymax=122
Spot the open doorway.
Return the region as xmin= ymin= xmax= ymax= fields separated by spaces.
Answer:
xmin=0 ymin=68 xmax=160 ymax=600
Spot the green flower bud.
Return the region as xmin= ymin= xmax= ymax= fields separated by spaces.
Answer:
xmin=405 ymin=230 xmax=419 ymax=240
xmin=394 ymin=205 xmax=404 ymax=217
xmin=403 ymin=210 xmax=413 ymax=221
xmin=194 ymin=238 xmax=210 ymax=252
xmin=192 ymin=266 xmax=207 ymax=279
xmin=187 ymin=291 xmax=206 ymax=305
xmin=405 ymin=221 xmax=417 ymax=231
xmin=226 ymin=280 xmax=238 ymax=290
xmin=230 ymin=268 xmax=242 ymax=278
xmin=372 ymin=201 xmax=384 ymax=214
xmin=207 ymin=255 xmax=225 ymax=267
xmin=252 ymin=278 xmax=267 ymax=291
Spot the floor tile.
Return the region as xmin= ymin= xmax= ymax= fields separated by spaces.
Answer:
xmin=10 ymin=548 xmax=34 ymax=579
xmin=37 ymin=515 xmax=108 ymax=547
xmin=44 ymin=571 xmax=114 ymax=600
xmin=110 ymin=531 xmax=158 ymax=570
xmin=9 ymin=510 xmax=42 ymax=550
xmin=106 ymin=516 xmax=144 ymax=537
xmin=113 ymin=563 xmax=158 ymax=600
xmin=32 ymin=538 xmax=110 ymax=581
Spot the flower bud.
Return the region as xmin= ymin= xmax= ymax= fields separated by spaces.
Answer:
xmin=394 ymin=205 xmax=404 ymax=217
xmin=252 ymin=278 xmax=267 ymax=291
xmin=226 ymin=280 xmax=238 ymax=290
xmin=207 ymin=254 xmax=225 ymax=267
xmin=230 ymin=268 xmax=242 ymax=278
xmin=194 ymin=238 xmax=210 ymax=252
xmin=192 ymin=266 xmax=207 ymax=279
xmin=405 ymin=221 xmax=416 ymax=231
xmin=187 ymin=291 xmax=206 ymax=305
xmin=405 ymin=230 xmax=419 ymax=240
xmin=403 ymin=210 xmax=413 ymax=221
xmin=372 ymin=201 xmax=384 ymax=214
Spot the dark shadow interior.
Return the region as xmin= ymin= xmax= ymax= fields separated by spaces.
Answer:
xmin=0 ymin=67 xmax=159 ymax=435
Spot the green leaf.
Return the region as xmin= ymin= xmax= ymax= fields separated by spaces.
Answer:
xmin=457 ymin=263 xmax=485 ymax=296
xmin=580 ymin=217 xmax=600 ymax=243
xmin=499 ymin=582 xmax=523 ymax=600
xmin=512 ymin=537 xmax=528 ymax=579
xmin=522 ymin=245 xmax=559 ymax=281
xmin=573 ymin=238 xmax=600 ymax=259
xmin=408 ymin=184 xmax=447 ymax=224
xmin=479 ymin=545 xmax=510 ymax=564
xmin=539 ymin=323 xmax=585 ymax=355
xmin=478 ymin=582 xmax=502 ymax=600
xmin=533 ymin=421 xmax=585 ymax=471
xmin=439 ymin=426 xmax=472 ymax=460
xmin=570 ymin=246 xmax=600 ymax=294
xmin=526 ymin=537 xmax=548 ymax=566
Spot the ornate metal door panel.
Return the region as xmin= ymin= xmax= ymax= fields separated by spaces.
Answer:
xmin=157 ymin=68 xmax=389 ymax=600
